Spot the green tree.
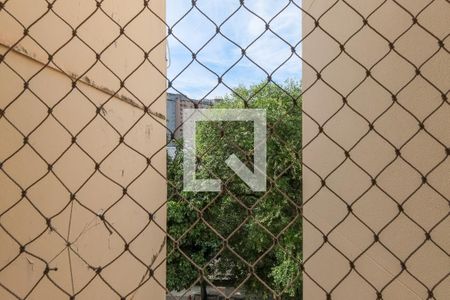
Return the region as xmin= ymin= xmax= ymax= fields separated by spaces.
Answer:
xmin=167 ymin=80 xmax=302 ymax=299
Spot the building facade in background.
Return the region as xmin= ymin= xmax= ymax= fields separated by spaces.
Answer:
xmin=167 ymin=93 xmax=217 ymax=150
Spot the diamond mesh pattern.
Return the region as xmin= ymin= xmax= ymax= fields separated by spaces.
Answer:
xmin=0 ymin=0 xmax=448 ymax=299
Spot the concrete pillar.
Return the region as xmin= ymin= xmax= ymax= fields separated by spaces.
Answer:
xmin=303 ymin=0 xmax=449 ymax=299
xmin=0 ymin=1 xmax=167 ymax=299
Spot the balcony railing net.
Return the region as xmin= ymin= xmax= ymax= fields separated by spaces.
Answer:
xmin=0 ymin=0 xmax=448 ymax=299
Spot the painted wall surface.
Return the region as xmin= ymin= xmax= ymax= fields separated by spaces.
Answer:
xmin=0 ymin=1 xmax=167 ymax=299
xmin=303 ymin=0 xmax=449 ymax=299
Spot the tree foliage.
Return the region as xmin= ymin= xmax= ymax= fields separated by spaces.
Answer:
xmin=167 ymin=81 xmax=302 ymax=299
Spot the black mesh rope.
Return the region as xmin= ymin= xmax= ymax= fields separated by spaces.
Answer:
xmin=0 ymin=0 xmax=448 ymax=299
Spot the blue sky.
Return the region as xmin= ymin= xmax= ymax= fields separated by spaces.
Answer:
xmin=166 ymin=0 xmax=302 ymax=99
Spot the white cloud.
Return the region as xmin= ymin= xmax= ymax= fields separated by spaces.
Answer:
xmin=167 ymin=0 xmax=302 ymax=99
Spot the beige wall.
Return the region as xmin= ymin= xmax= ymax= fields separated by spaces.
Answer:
xmin=303 ymin=0 xmax=449 ymax=299
xmin=0 ymin=1 xmax=167 ymax=299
